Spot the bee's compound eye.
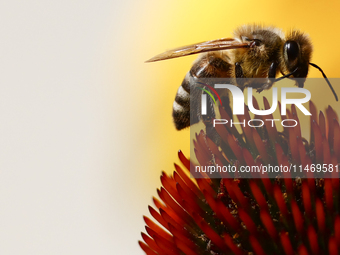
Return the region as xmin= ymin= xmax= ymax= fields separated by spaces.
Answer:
xmin=284 ymin=41 xmax=299 ymax=61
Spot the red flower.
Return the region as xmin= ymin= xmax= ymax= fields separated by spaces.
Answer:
xmin=139 ymin=99 xmax=340 ymax=255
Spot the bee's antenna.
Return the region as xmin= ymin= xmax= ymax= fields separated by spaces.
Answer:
xmin=309 ymin=62 xmax=338 ymax=101
xmin=274 ymin=67 xmax=298 ymax=82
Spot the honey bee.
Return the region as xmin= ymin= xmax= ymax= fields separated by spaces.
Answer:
xmin=146 ymin=24 xmax=338 ymax=132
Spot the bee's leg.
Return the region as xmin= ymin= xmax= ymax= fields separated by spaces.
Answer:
xmin=257 ymin=62 xmax=277 ymax=93
xmin=235 ymin=62 xmax=246 ymax=88
xmin=202 ymin=95 xmax=221 ymax=145
xmin=268 ymin=62 xmax=277 ymax=79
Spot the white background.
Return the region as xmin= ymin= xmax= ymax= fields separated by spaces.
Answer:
xmin=0 ymin=1 xmax=165 ymax=254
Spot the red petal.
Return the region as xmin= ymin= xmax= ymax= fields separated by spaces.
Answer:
xmin=273 ymin=184 xmax=288 ymax=218
xmin=315 ymin=198 xmax=326 ymax=233
xmin=250 ymin=181 xmax=268 ymax=210
xmin=260 ymin=210 xmax=278 ymax=239
xmin=173 ymin=237 xmax=197 ymax=255
xmin=307 ymin=226 xmax=319 ymax=255
xmin=178 ymin=150 xmax=190 ymax=170
xmin=139 ymin=240 xmax=159 ymax=255
xmin=239 ymin=209 xmax=257 ymax=235
xmin=298 ymin=244 xmax=309 ymax=255
xmin=328 ymin=237 xmax=339 ymax=255
xmin=141 ymin=233 xmax=166 ymax=255
xmin=249 ymin=235 xmax=266 ymax=255
xmin=223 ymin=234 xmax=244 ymax=255
xmin=280 ymin=231 xmax=294 ymax=255
xmin=291 ymin=200 xmax=304 ymax=235
xmin=302 ymin=182 xmax=312 ymax=217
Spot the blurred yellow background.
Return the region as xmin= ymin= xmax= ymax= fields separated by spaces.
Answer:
xmin=1 ymin=1 xmax=340 ymax=255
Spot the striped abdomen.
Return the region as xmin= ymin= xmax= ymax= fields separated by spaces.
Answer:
xmin=172 ymin=52 xmax=232 ymax=130
xmin=172 ymin=72 xmax=191 ymax=130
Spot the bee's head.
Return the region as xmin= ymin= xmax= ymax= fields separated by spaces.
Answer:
xmin=280 ymin=31 xmax=338 ymax=101
xmin=282 ymin=31 xmax=313 ymax=87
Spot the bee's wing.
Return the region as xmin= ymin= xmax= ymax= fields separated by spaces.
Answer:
xmin=146 ymin=38 xmax=249 ymax=62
